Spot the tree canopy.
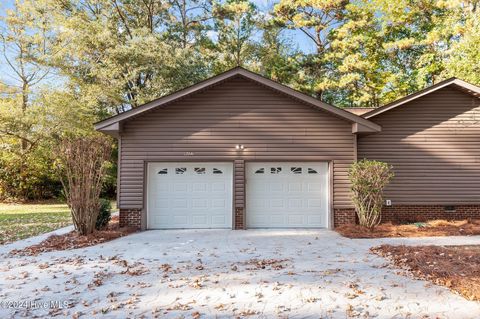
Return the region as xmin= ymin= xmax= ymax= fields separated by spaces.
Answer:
xmin=0 ymin=0 xmax=479 ymax=200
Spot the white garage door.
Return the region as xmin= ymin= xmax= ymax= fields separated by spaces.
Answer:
xmin=147 ymin=163 xmax=233 ymax=229
xmin=246 ymin=162 xmax=329 ymax=228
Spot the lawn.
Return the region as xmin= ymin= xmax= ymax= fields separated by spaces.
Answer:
xmin=0 ymin=202 xmax=72 ymax=245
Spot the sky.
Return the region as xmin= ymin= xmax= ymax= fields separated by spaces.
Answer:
xmin=251 ymin=0 xmax=317 ymax=53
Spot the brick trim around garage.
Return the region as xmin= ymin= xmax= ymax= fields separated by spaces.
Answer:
xmin=334 ymin=205 xmax=480 ymax=227
xmin=119 ymin=209 xmax=142 ymax=229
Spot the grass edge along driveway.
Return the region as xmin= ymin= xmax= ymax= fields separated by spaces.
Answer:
xmin=0 ymin=202 xmax=72 ymax=245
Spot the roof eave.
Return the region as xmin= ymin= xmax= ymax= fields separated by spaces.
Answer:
xmin=95 ymin=122 xmax=120 ymax=137
xmin=364 ymin=78 xmax=480 ymax=119
xmin=352 ymin=123 xmax=381 ymax=134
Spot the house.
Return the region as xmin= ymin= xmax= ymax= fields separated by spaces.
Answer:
xmin=95 ymin=67 xmax=480 ymax=230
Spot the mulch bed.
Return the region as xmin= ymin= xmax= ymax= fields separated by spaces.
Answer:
xmin=336 ymin=219 xmax=480 ymax=238
xmin=371 ymin=244 xmax=480 ymax=301
xmin=10 ymin=216 xmax=137 ymax=256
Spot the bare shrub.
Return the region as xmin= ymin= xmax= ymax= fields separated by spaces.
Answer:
xmin=349 ymin=159 xmax=394 ymax=230
xmin=56 ymin=136 xmax=112 ymax=235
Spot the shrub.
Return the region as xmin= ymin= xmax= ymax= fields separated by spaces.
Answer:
xmin=96 ymin=199 xmax=112 ymax=230
xmin=349 ymin=159 xmax=394 ymax=230
xmin=56 ymin=136 xmax=112 ymax=235
xmin=0 ymin=151 xmax=61 ymax=201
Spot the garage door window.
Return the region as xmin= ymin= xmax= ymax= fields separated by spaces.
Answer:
xmin=308 ymin=168 xmax=318 ymax=174
xmin=176 ymin=167 xmax=187 ymax=174
xmin=255 ymin=168 xmax=265 ymax=174
xmin=291 ymin=167 xmax=302 ymax=174
xmin=213 ymin=168 xmax=223 ymax=174
xmin=158 ymin=168 xmax=168 ymax=175
xmin=194 ymin=167 xmax=206 ymax=174
xmin=271 ymin=167 xmax=282 ymax=174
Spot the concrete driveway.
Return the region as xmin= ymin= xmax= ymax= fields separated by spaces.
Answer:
xmin=1 ymin=229 xmax=480 ymax=318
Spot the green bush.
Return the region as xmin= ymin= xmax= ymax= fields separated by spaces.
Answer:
xmin=95 ymin=199 xmax=112 ymax=230
xmin=0 ymin=151 xmax=61 ymax=201
xmin=349 ymin=159 xmax=394 ymax=230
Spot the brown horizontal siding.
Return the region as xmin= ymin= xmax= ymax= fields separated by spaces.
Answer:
xmin=359 ymin=86 xmax=480 ymax=205
xmin=119 ymin=76 xmax=355 ymax=209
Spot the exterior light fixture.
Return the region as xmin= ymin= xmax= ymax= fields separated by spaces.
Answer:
xmin=235 ymin=144 xmax=245 ymax=150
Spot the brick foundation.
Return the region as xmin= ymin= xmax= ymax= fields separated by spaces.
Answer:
xmin=334 ymin=205 xmax=480 ymax=227
xmin=334 ymin=208 xmax=357 ymax=227
xmin=234 ymin=159 xmax=246 ymax=230
xmin=382 ymin=205 xmax=480 ymax=224
xmin=119 ymin=209 xmax=142 ymax=229
xmin=235 ymin=208 xmax=245 ymax=229
xmin=121 ymin=205 xmax=480 ymax=229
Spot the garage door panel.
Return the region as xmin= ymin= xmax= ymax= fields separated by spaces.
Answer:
xmin=270 ymin=215 xmax=284 ymax=225
xmin=192 ymin=199 xmax=208 ymax=208
xmin=147 ymin=163 xmax=233 ymax=229
xmin=173 ymin=199 xmax=188 ymax=208
xmin=287 ymin=215 xmax=304 ymax=225
xmin=308 ymin=183 xmax=323 ymax=192
xmin=270 ymin=183 xmax=284 ymax=192
xmin=156 ymin=184 xmax=169 ymax=192
xmin=288 ymin=199 xmax=302 ymax=208
xmin=174 ymin=183 xmax=188 ymax=191
xmin=247 ymin=162 xmax=329 ymax=228
xmin=211 ymin=182 xmax=226 ymax=192
xmin=193 ymin=183 xmax=207 ymax=192
xmin=308 ymin=199 xmax=322 ymax=207
xmin=173 ymin=215 xmax=188 ymax=225
xmin=151 ymin=214 xmax=168 ymax=225
xmin=192 ymin=215 xmax=207 ymax=225
xmin=212 ymin=215 xmax=227 ymax=225
xmin=308 ymin=215 xmax=322 ymax=224
xmin=154 ymin=199 xmax=169 ymax=209
xmin=288 ymin=183 xmax=302 ymax=192
xmin=212 ymin=199 xmax=226 ymax=208
xmin=270 ymin=199 xmax=284 ymax=208
xmin=250 ymin=199 xmax=265 ymax=208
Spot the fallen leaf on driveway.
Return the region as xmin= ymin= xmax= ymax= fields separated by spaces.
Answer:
xmin=167 ymin=302 xmax=193 ymax=311
xmin=242 ymin=258 xmax=290 ymax=270
xmin=238 ymin=309 xmax=259 ymax=316
xmin=214 ymin=304 xmax=227 ymax=311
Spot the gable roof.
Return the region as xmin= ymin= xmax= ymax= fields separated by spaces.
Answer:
xmin=364 ymin=77 xmax=480 ymax=119
xmin=94 ymin=67 xmax=381 ymax=133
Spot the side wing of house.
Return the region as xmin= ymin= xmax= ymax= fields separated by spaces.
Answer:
xmin=359 ymin=86 xmax=480 ymax=221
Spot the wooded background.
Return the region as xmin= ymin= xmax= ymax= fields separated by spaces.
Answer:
xmin=0 ymin=0 xmax=478 ymax=200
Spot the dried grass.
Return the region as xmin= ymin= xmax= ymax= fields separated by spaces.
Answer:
xmin=10 ymin=216 xmax=137 ymax=256
xmin=371 ymin=244 xmax=480 ymax=301
xmin=336 ymin=219 xmax=480 ymax=238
